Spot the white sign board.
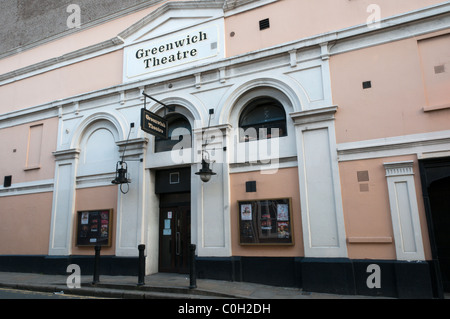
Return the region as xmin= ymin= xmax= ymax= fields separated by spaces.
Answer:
xmin=124 ymin=24 xmax=220 ymax=80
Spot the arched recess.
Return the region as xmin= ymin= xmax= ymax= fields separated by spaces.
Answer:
xmin=221 ymin=81 xmax=301 ymax=166
xmin=71 ymin=111 xmax=127 ymax=149
xmin=219 ymin=76 xmax=305 ymax=126
xmin=71 ymin=112 xmax=126 ymax=177
xmin=226 ymin=84 xmax=297 ymax=142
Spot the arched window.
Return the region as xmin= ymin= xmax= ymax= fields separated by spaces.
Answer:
xmin=155 ymin=114 xmax=192 ymax=153
xmin=239 ymin=97 xmax=287 ymax=142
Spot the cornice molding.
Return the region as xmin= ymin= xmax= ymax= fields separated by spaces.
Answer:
xmin=383 ymin=161 xmax=414 ymax=177
xmin=337 ymin=130 xmax=450 ymax=162
xmin=290 ymin=106 xmax=338 ymax=125
xmin=0 ymin=179 xmax=54 ymax=197
xmin=53 ymin=148 xmax=81 ymax=161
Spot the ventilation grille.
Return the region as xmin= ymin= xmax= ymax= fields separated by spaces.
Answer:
xmin=246 ymin=181 xmax=257 ymax=192
xmin=3 ymin=175 xmax=12 ymax=188
xmin=362 ymin=81 xmax=372 ymax=89
xmin=259 ymin=18 xmax=270 ymax=30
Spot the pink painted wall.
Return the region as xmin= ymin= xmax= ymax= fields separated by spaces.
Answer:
xmin=331 ymin=31 xmax=450 ymax=144
xmin=230 ymin=167 xmax=304 ymax=257
xmin=0 ymin=192 xmax=52 ymax=255
xmin=339 ymin=155 xmax=431 ymax=260
xmin=0 ymin=117 xmax=58 ymax=184
xmin=72 ymin=186 xmax=118 ymax=255
xmin=0 ymin=50 xmax=124 ymax=114
xmin=225 ymin=0 xmax=447 ymax=57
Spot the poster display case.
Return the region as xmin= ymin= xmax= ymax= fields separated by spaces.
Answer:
xmin=76 ymin=209 xmax=113 ymax=246
xmin=238 ymin=198 xmax=294 ymax=245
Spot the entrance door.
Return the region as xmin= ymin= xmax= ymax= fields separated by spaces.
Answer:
xmin=428 ymin=176 xmax=450 ymax=292
xmin=420 ymin=157 xmax=450 ymax=297
xmin=155 ymin=168 xmax=191 ymax=274
xmin=159 ymin=205 xmax=191 ymax=274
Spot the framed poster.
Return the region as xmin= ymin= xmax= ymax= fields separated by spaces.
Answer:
xmin=238 ymin=198 xmax=294 ymax=245
xmin=76 ymin=209 xmax=113 ymax=246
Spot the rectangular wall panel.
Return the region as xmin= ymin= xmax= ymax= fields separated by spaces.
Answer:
xmin=302 ymin=128 xmax=339 ymax=248
xmin=49 ymin=163 xmax=73 ymax=254
xmin=394 ymin=181 xmax=417 ymax=253
xmin=27 ymin=124 xmax=43 ymax=168
xmin=384 ymin=161 xmax=425 ymax=260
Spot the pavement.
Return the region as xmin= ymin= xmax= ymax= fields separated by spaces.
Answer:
xmin=0 ymin=271 xmax=394 ymax=299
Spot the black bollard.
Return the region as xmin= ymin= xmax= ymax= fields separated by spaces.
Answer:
xmin=138 ymin=244 xmax=145 ymax=286
xmin=92 ymin=245 xmax=101 ymax=285
xmin=189 ymin=244 xmax=197 ymax=289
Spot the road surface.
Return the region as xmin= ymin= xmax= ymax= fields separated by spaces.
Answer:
xmin=0 ymin=287 xmax=109 ymax=299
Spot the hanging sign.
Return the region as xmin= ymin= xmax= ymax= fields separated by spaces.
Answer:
xmin=140 ymin=108 xmax=168 ymax=139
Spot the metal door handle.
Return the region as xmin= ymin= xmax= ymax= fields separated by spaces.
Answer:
xmin=176 ymin=232 xmax=181 ymax=256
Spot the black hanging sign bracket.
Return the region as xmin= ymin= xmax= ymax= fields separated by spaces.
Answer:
xmin=141 ymin=93 xmax=170 ymax=139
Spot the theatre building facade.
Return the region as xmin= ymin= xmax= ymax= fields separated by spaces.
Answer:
xmin=1 ymin=0 xmax=450 ymax=298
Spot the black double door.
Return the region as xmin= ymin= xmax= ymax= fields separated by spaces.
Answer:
xmin=427 ymin=176 xmax=450 ymax=292
xmin=159 ymin=205 xmax=191 ymax=274
xmin=156 ymin=168 xmax=191 ymax=274
xmin=420 ymin=158 xmax=450 ymax=296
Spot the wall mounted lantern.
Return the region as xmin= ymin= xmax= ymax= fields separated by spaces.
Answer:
xmin=111 ymin=161 xmax=130 ymax=193
xmin=195 ymin=156 xmax=216 ymax=183
xmin=112 ymin=123 xmax=133 ymax=194
xmin=195 ymin=109 xmax=216 ymax=183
